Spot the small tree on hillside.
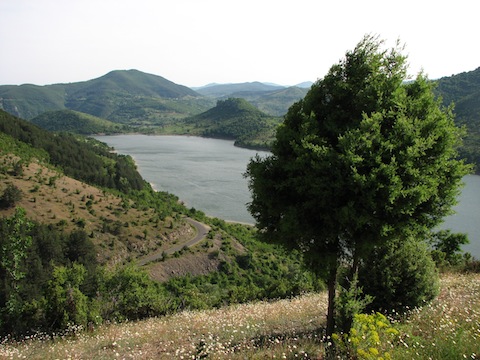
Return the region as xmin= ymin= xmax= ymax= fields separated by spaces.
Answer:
xmin=0 ymin=184 xmax=22 ymax=208
xmin=245 ymin=35 xmax=471 ymax=340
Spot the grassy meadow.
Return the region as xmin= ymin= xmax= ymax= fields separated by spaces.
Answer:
xmin=0 ymin=273 xmax=478 ymax=359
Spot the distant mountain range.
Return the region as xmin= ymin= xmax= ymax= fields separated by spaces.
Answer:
xmin=0 ymin=70 xmax=312 ymax=121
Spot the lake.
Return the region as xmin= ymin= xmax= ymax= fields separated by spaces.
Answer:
xmin=94 ymin=134 xmax=269 ymax=224
xmin=95 ymin=134 xmax=480 ymax=259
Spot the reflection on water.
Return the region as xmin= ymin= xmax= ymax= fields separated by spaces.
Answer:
xmin=95 ymin=135 xmax=480 ymax=259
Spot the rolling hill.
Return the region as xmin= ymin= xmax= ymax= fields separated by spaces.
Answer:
xmin=178 ymin=97 xmax=282 ymax=149
xmin=0 ymin=69 xmax=214 ymax=123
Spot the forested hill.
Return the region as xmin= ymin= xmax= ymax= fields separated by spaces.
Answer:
xmin=434 ymin=67 xmax=480 ymax=171
xmin=182 ymin=98 xmax=282 ymax=149
xmin=0 ymin=69 xmax=212 ymax=122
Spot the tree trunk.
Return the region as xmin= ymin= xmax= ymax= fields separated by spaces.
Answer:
xmin=324 ymin=263 xmax=338 ymax=359
xmin=325 ymin=264 xmax=337 ymax=339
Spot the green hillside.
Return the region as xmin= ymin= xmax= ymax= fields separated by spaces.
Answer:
xmin=0 ymin=83 xmax=67 ymax=119
xmin=179 ymin=98 xmax=282 ymax=149
xmin=246 ymin=86 xmax=308 ymax=116
xmin=31 ymin=109 xmax=129 ymax=134
xmin=0 ymin=109 xmax=144 ymax=192
xmin=0 ymin=70 xmax=213 ymax=123
xmin=434 ymin=67 xmax=480 ymax=171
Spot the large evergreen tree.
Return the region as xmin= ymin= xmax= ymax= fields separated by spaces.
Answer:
xmin=245 ymin=35 xmax=471 ymax=339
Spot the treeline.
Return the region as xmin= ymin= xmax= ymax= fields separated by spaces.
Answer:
xmin=0 ymin=209 xmax=322 ymax=337
xmin=0 ymin=110 xmax=145 ymax=192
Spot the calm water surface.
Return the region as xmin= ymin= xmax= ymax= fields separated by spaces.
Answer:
xmin=441 ymin=175 xmax=480 ymax=258
xmin=95 ymin=134 xmax=268 ymax=224
xmin=95 ymin=134 xmax=480 ymax=258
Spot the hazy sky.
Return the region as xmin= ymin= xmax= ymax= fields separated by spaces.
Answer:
xmin=1 ymin=0 xmax=478 ymax=87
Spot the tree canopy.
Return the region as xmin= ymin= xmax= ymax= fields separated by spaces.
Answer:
xmin=245 ymin=35 xmax=471 ymax=338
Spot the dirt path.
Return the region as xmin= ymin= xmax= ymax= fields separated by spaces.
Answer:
xmin=137 ymin=218 xmax=211 ymax=266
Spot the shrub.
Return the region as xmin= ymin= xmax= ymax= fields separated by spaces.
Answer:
xmin=43 ymin=263 xmax=96 ymax=330
xmin=102 ymin=265 xmax=168 ymax=321
xmin=333 ymin=312 xmax=400 ymax=360
xmin=428 ymin=230 xmax=469 ymax=268
xmin=0 ymin=184 xmax=22 ymax=208
xmin=359 ymin=236 xmax=439 ymax=313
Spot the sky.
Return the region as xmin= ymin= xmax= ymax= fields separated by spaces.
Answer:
xmin=0 ymin=0 xmax=478 ymax=88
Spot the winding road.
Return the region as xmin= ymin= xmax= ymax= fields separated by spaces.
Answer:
xmin=137 ymin=218 xmax=211 ymax=266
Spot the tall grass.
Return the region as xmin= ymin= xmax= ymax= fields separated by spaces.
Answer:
xmin=391 ymin=273 xmax=480 ymax=360
xmin=0 ymin=273 xmax=478 ymax=359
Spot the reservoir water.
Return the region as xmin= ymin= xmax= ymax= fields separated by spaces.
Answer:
xmin=95 ymin=134 xmax=269 ymax=224
xmin=95 ymin=134 xmax=480 ymax=259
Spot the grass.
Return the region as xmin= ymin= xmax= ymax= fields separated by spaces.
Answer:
xmin=0 ymin=273 xmax=478 ymax=359
xmin=0 ymin=293 xmax=327 ymax=359
xmin=391 ymin=272 xmax=480 ymax=360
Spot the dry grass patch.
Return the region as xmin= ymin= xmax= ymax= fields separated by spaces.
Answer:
xmin=0 ymin=292 xmax=328 ymax=359
xmin=1 ymin=273 xmax=478 ymax=359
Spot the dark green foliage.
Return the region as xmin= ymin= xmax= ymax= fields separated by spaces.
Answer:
xmin=101 ymin=266 xmax=168 ymax=321
xmin=31 ymin=110 xmax=128 ymax=134
xmin=0 ymin=208 xmax=33 ymax=333
xmin=434 ymin=67 xmax=480 ymax=173
xmin=335 ymin=274 xmax=372 ymax=334
xmin=185 ymin=98 xmax=282 ymax=148
xmin=0 ymin=212 xmax=98 ymax=336
xmin=358 ymin=237 xmax=439 ymax=313
xmin=0 ymin=184 xmax=22 ymax=208
xmin=429 ymin=230 xmax=470 ymax=267
xmin=0 ymin=109 xmax=145 ymax=192
xmin=43 ymin=263 xmax=92 ymax=330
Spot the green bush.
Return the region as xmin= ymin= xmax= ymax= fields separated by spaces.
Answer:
xmin=101 ymin=265 xmax=168 ymax=321
xmin=43 ymin=263 xmax=100 ymax=330
xmin=0 ymin=184 xmax=22 ymax=208
xmin=359 ymin=237 xmax=439 ymax=313
xmin=428 ymin=230 xmax=469 ymax=268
